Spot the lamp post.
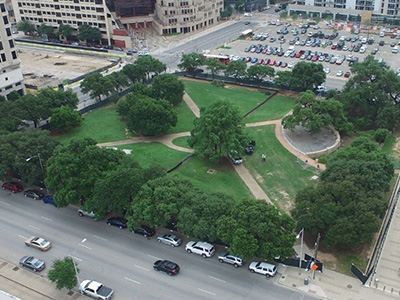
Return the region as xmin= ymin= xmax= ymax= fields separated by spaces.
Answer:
xmin=312 ymin=233 xmax=321 ymax=280
xmin=72 ymin=238 xmax=87 ymax=292
xmin=26 ymin=153 xmax=46 ymax=191
xmin=296 ymin=228 xmax=304 ymax=275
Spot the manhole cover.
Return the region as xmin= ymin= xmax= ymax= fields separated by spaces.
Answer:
xmin=281 ymin=275 xmax=286 ymax=279
xmin=12 ymin=266 xmax=19 ymax=271
xmin=347 ymin=284 xmax=352 ymax=289
xmin=292 ymin=284 xmax=297 ymax=288
xmin=67 ymin=291 xmax=74 ymax=296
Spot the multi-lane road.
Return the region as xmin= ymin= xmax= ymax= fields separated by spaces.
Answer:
xmin=0 ymin=189 xmax=317 ymax=299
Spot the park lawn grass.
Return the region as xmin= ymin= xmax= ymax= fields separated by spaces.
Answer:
xmin=172 ymin=136 xmax=191 ymax=149
xmin=169 ymin=100 xmax=196 ymax=134
xmin=243 ymin=125 xmax=318 ymax=213
xmin=182 ymin=79 xmax=267 ymax=118
xmin=114 ymin=142 xmax=189 ymax=170
xmin=175 ymin=156 xmax=253 ymax=200
xmin=53 ymin=104 xmax=128 ymax=145
xmin=243 ymin=95 xmax=296 ymax=123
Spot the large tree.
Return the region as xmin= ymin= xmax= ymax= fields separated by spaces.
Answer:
xmin=282 ymin=90 xmax=352 ymax=133
xmin=38 ymin=24 xmax=55 ymax=38
xmin=290 ymin=62 xmax=326 ymax=91
xmin=50 ymin=106 xmax=82 ymax=133
xmin=134 ymin=56 xmax=166 ymax=81
xmin=127 ymin=96 xmax=177 ymax=136
xmin=151 ymin=74 xmax=184 ymax=106
xmin=17 ymin=20 xmax=36 ymax=35
xmin=178 ymin=53 xmax=206 ymax=73
xmin=77 ymin=24 xmax=101 ymax=43
xmin=122 ymin=64 xmax=146 ymax=83
xmin=188 ymin=101 xmax=246 ymax=162
xmin=57 ymin=24 xmax=74 ymax=40
xmin=246 ymin=64 xmax=275 ymax=87
xmin=225 ymin=60 xmax=247 ymax=81
xmin=116 ymin=83 xmax=152 ymax=118
xmin=48 ymin=257 xmax=77 ymax=290
xmin=80 ymin=72 xmax=116 ymax=101
xmin=205 ymin=58 xmax=226 ymax=80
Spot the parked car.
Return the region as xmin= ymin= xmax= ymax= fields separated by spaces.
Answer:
xmin=336 ymin=70 xmax=344 ymax=77
xmin=43 ymin=195 xmax=57 ymax=206
xmin=132 ymin=225 xmax=155 ymax=237
xmin=344 ymin=71 xmax=351 ymax=78
xmin=153 ymin=260 xmax=180 ymax=276
xmin=157 ymin=233 xmax=182 ymax=247
xmin=106 ymin=217 xmax=127 ymax=229
xmin=248 ymin=261 xmax=277 ymax=277
xmin=24 ymin=189 xmax=44 ymax=200
xmin=126 ymin=49 xmax=137 ymax=55
xmin=185 ymin=241 xmax=215 ymax=258
xmin=25 ymin=236 xmax=52 ymax=251
xmin=2 ymin=181 xmax=23 ymax=193
xmin=80 ymin=280 xmax=113 ymax=300
xmin=218 ymin=252 xmax=243 ymax=267
xmin=19 ymin=256 xmax=46 ymax=272
xmin=78 ymin=208 xmax=95 ymax=218
xmin=245 ymin=140 xmax=255 ymax=154
xmin=229 ymin=150 xmax=243 ymax=165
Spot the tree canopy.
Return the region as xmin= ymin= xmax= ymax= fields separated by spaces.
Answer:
xmin=17 ymin=20 xmax=36 ymax=35
xmin=188 ymin=101 xmax=246 ymax=162
xmin=50 ymin=106 xmax=82 ymax=133
xmin=77 ymin=24 xmax=101 ymax=42
xmin=205 ymin=58 xmax=226 ymax=80
xmin=178 ymin=53 xmax=206 ymax=73
xmin=57 ymin=24 xmax=74 ymax=39
xmin=151 ymin=74 xmax=185 ymax=106
xmin=290 ymin=62 xmax=326 ymax=91
xmin=48 ymin=257 xmax=77 ymax=290
xmin=80 ymin=72 xmax=116 ymax=101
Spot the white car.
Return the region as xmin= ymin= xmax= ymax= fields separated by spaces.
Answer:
xmin=157 ymin=233 xmax=182 ymax=247
xmin=323 ymin=67 xmax=330 ymax=74
xmin=249 ymin=261 xmax=277 ymax=277
xmin=80 ymin=280 xmax=113 ymax=300
xmin=336 ymin=70 xmax=344 ymax=77
xmin=288 ymin=61 xmax=296 ymax=69
xmin=78 ymin=208 xmax=95 ymax=218
xmin=185 ymin=241 xmax=215 ymax=258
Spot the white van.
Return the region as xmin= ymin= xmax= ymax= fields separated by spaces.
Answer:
xmin=393 ymin=46 xmax=399 ymax=53
xmin=244 ymin=13 xmax=252 ymax=17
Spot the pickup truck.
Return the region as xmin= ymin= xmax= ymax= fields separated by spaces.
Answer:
xmin=80 ymin=280 xmax=113 ymax=300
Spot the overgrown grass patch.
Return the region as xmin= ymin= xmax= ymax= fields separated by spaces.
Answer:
xmin=243 ymin=125 xmax=318 ymax=213
xmin=53 ymin=104 xmax=127 ymax=145
xmin=244 ymin=95 xmax=296 ymax=123
xmin=334 ymin=253 xmax=369 ymax=276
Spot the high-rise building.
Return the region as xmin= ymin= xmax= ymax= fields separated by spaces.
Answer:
xmin=0 ymin=0 xmax=24 ymax=100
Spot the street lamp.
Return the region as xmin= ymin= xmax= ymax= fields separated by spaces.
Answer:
xmin=26 ymin=153 xmax=46 ymax=191
xmin=72 ymin=238 xmax=87 ymax=292
xmin=296 ymin=228 xmax=304 ymax=275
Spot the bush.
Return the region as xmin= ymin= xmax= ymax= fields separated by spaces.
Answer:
xmin=317 ymin=155 xmax=328 ymax=164
xmin=374 ymin=128 xmax=390 ymax=144
xmin=211 ymin=80 xmax=225 ymax=88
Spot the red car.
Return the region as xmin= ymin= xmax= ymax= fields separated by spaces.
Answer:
xmin=257 ymin=59 xmax=264 ymax=65
xmin=269 ymin=60 xmax=276 ymax=66
xmin=344 ymin=71 xmax=351 ymax=78
xmin=311 ymin=55 xmax=319 ymax=62
xmin=2 ymin=181 xmax=23 ymax=193
xmin=245 ymin=57 xmax=251 ymax=62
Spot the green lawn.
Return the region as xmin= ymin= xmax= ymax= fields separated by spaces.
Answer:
xmin=243 ymin=95 xmax=296 ymax=123
xmin=243 ymin=125 xmax=318 ymax=213
xmin=114 ymin=142 xmax=189 ymax=170
xmin=115 ymin=142 xmax=252 ymax=200
xmin=183 ymin=79 xmax=267 ymax=117
xmin=169 ymin=100 xmax=196 ymax=134
xmin=53 ymin=104 xmax=128 ymax=145
xmin=172 ymin=136 xmax=191 ymax=149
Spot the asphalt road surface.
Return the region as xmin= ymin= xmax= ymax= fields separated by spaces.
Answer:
xmin=0 ymin=189 xmax=317 ymax=300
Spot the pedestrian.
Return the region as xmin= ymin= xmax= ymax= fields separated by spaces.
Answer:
xmin=262 ymin=154 xmax=266 ymax=162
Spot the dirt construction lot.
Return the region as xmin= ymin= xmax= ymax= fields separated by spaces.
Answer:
xmin=17 ymin=48 xmax=111 ymax=89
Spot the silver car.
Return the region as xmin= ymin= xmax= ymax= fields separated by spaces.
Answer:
xmin=218 ymin=252 xmax=243 ymax=267
xmin=78 ymin=208 xmax=95 ymax=218
xmin=19 ymin=256 xmax=45 ymax=272
xmin=157 ymin=233 xmax=182 ymax=247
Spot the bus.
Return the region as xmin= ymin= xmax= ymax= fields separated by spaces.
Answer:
xmin=203 ymin=54 xmax=230 ymax=64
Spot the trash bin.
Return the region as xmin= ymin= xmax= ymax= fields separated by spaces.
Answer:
xmin=304 ymin=277 xmax=309 ymax=285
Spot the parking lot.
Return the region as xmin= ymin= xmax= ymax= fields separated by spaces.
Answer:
xmin=210 ymin=19 xmax=400 ymax=89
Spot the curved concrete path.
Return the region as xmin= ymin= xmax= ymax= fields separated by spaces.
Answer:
xmin=98 ymin=92 xmax=327 ymax=203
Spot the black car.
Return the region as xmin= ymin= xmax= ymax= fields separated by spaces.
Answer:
xmin=24 ymin=189 xmax=44 ymax=200
xmin=153 ymin=260 xmax=180 ymax=276
xmin=132 ymin=225 xmax=155 ymax=237
xmin=107 ymin=217 xmax=127 ymax=229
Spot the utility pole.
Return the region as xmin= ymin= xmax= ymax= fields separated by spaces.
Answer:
xmin=312 ymin=233 xmax=321 ymax=280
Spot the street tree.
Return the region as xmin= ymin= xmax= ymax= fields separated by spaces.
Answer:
xmin=0 ymin=129 xmax=57 ymax=184
xmin=205 ymin=58 xmax=226 ymax=80
xmin=188 ymin=101 xmax=246 ymax=162
xmin=80 ymin=72 xmax=116 ymax=101
xmin=247 ymin=65 xmax=275 ymax=87
xmin=274 ymin=71 xmax=292 ymax=88
xmin=14 ymin=94 xmax=51 ymax=128
xmin=225 ymin=60 xmax=247 ymax=81
xmin=45 ymin=138 xmax=125 ymax=208
xmin=57 ymin=24 xmax=74 ymax=40
xmin=122 ymin=64 xmax=146 ymax=83
xmin=0 ymin=101 xmax=22 ymax=132
xmin=17 ymin=20 xmax=36 ymax=35
xmin=134 ymin=56 xmax=166 ymax=80
xmin=282 ymin=90 xmax=352 ymax=134
xmin=107 ymin=71 xmax=129 ymax=93
xmin=116 ymin=83 xmax=152 ymax=118
xmin=127 ymin=176 xmax=194 ymax=229
xmin=48 ymin=257 xmax=77 ymax=291
xmin=151 ymin=74 xmax=185 ymax=106
xmin=50 ymin=106 xmax=82 ymax=133
xmin=77 ymin=24 xmax=101 ymax=43
xmin=178 ymin=53 xmax=206 ymax=73
xmin=38 ymin=24 xmax=54 ymax=38
xmin=127 ymin=96 xmax=177 ymax=136
xmin=38 ymin=87 xmax=79 ymax=109
xmin=291 ymin=62 xmax=325 ymax=91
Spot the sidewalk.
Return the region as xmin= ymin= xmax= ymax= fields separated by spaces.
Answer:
xmin=0 ymin=258 xmax=89 ymax=300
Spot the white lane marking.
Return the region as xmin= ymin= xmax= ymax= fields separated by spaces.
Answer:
xmin=209 ymin=276 xmax=226 ymax=283
xmin=125 ymin=277 xmax=141 ymax=285
xmin=19 ymin=235 xmax=27 ymax=240
xmin=148 ymin=254 xmax=161 ymax=260
xmin=70 ymin=255 xmax=82 ymax=262
xmin=28 ymin=225 xmax=40 ymax=231
xmin=198 ymin=288 xmax=216 ymax=296
xmin=80 ymin=244 xmax=92 ymax=250
xmin=41 ymin=216 xmax=53 ymax=222
xmin=0 ymin=201 xmax=10 ymax=206
xmin=134 ymin=265 xmax=150 ymax=272
xmin=93 ymin=235 xmax=107 ymax=241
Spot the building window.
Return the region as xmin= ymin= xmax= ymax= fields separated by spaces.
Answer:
xmin=0 ymin=3 xmax=5 ymax=12
xmin=6 ymin=28 xmax=11 ymax=37
xmin=0 ymin=42 xmax=2 ymax=50
xmin=3 ymin=15 xmax=9 ymax=25
xmin=1 ymin=53 xmax=6 ymax=62
xmin=12 ymin=51 xmax=17 ymax=60
xmin=9 ymin=40 xmax=14 ymax=48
